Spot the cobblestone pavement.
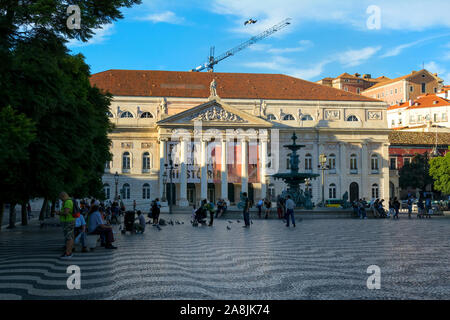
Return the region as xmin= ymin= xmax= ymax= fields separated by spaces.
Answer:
xmin=0 ymin=214 xmax=449 ymax=300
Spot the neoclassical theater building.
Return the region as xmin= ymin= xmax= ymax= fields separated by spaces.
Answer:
xmin=90 ymin=70 xmax=390 ymax=209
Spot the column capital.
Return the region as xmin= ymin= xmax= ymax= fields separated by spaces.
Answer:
xmin=179 ymin=136 xmax=191 ymax=142
xmin=158 ymin=137 xmax=168 ymax=143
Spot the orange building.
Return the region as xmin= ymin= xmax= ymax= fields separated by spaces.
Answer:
xmin=362 ymin=69 xmax=443 ymax=106
xmin=317 ymin=73 xmax=390 ymax=95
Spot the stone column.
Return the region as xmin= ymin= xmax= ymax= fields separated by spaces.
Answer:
xmin=200 ymin=138 xmax=208 ymax=200
xmin=178 ymin=137 xmax=189 ymax=206
xmin=361 ymin=142 xmax=368 ymax=200
xmin=382 ymin=143 xmax=390 ymax=202
xmin=339 ymin=142 xmax=346 ymax=196
xmin=241 ymin=137 xmax=248 ymax=193
xmin=260 ymin=138 xmax=268 ymax=198
xmin=159 ymin=138 xmax=167 ymax=199
xmin=221 ymin=138 xmax=228 ymax=202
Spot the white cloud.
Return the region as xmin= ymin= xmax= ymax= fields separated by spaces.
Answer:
xmin=137 ymin=11 xmax=185 ymax=24
xmin=210 ymin=0 xmax=450 ymax=34
xmin=337 ymin=46 xmax=382 ymax=67
xmin=67 ymin=24 xmax=114 ymax=48
xmin=381 ymin=34 xmax=450 ymax=58
xmin=267 ymin=40 xmax=313 ymax=54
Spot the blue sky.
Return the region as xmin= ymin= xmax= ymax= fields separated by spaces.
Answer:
xmin=68 ymin=0 xmax=450 ymax=84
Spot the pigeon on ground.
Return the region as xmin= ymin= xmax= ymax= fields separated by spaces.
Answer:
xmin=228 ymin=221 xmax=233 ymax=223
xmin=237 ymin=220 xmax=240 ymax=223
xmin=227 ymin=226 xmax=231 ymax=230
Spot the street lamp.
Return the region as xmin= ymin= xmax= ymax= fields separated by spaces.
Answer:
xmin=162 ymin=171 xmax=168 ymax=202
xmin=164 ymin=145 xmax=179 ymax=214
xmin=318 ymin=154 xmax=329 ymax=207
xmin=114 ymin=171 xmax=119 ymax=201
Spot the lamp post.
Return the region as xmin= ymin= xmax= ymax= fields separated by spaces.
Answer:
xmin=164 ymin=144 xmax=179 ymax=214
xmin=114 ymin=171 xmax=119 ymax=201
xmin=318 ymin=154 xmax=329 ymax=207
xmin=162 ymin=171 xmax=168 ymax=202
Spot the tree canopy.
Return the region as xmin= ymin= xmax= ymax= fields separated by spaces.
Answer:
xmin=429 ymin=151 xmax=450 ymax=195
xmin=399 ymin=153 xmax=434 ymax=191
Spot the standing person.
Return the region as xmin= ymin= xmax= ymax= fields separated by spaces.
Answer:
xmin=74 ymin=214 xmax=88 ymax=253
xmin=133 ymin=200 xmax=137 ymax=212
xmin=393 ymin=197 xmax=400 ymax=219
xmin=276 ymin=195 xmax=284 ymax=219
xmin=417 ymin=197 xmax=424 ymax=219
xmin=256 ymin=199 xmax=263 ymax=218
xmin=388 ymin=198 xmax=394 ymax=218
xmin=264 ymin=198 xmax=271 ymax=219
xmin=425 ymin=196 xmax=432 ymax=219
xmin=151 ymin=199 xmax=161 ymax=225
xmin=205 ymin=199 xmax=215 ymax=226
xmin=285 ymin=195 xmax=296 ymax=227
xmin=407 ymin=196 xmax=413 ymax=219
xmin=56 ymin=192 xmax=76 ymax=259
xmin=242 ymin=192 xmax=250 ymax=228
xmin=27 ymin=202 xmax=32 ymax=219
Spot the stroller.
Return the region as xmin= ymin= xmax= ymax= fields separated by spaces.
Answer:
xmin=191 ymin=206 xmax=207 ymax=227
xmin=122 ymin=210 xmax=136 ymax=234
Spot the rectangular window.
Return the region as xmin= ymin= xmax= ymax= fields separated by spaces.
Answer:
xmin=390 ymin=157 xmax=397 ymax=170
xmin=421 ymin=83 xmax=426 ymax=93
xmin=442 ymin=113 xmax=448 ymax=121
xmin=395 ymin=88 xmax=398 ymax=94
xmin=404 ymin=157 xmax=411 ymax=166
xmin=434 ymin=114 xmax=438 ymax=122
xmin=410 ymin=86 xmax=414 ymax=92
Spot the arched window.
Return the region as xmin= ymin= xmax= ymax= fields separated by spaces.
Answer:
xmin=350 ymin=154 xmax=358 ymax=173
xmin=371 ymin=154 xmax=379 ymax=173
xmin=267 ymin=114 xmax=277 ymax=120
xmin=268 ymin=184 xmax=275 ymax=201
xmin=142 ymin=183 xmax=151 ymax=199
xmin=120 ymin=111 xmax=134 ymax=118
xmin=267 ymin=152 xmax=272 ymax=169
xmin=140 ymin=112 xmax=153 ymax=118
xmin=305 ymin=154 xmax=312 ymax=171
xmin=286 ymin=153 xmax=291 ymax=169
xmin=371 ymin=184 xmax=379 ymax=199
xmin=301 ymin=114 xmax=313 ymax=121
xmin=346 ymin=115 xmax=359 ymax=122
xmin=122 ymin=152 xmax=131 ymax=172
xmin=106 ymin=111 xmax=114 ymax=118
xmin=329 ymin=183 xmax=337 ymax=199
xmin=103 ymin=183 xmax=110 ymax=200
xmin=122 ymin=183 xmax=131 ymax=199
xmin=283 ymin=114 xmax=295 ymax=120
xmin=142 ymin=152 xmax=151 ymax=172
xmin=328 ymin=154 xmax=336 ymax=173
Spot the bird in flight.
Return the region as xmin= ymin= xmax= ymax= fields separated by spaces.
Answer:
xmin=244 ymin=19 xmax=257 ymax=25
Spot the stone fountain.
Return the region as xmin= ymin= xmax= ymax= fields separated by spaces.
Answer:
xmin=272 ymin=132 xmax=319 ymax=209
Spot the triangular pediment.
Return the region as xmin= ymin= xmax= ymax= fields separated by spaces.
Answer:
xmin=157 ymin=99 xmax=272 ymax=127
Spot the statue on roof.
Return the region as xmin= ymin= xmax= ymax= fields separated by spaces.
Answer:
xmin=210 ymin=79 xmax=217 ymax=97
xmin=160 ymin=97 xmax=168 ymax=115
xmin=261 ymin=100 xmax=267 ymax=117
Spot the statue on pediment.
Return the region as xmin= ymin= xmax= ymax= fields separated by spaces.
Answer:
xmin=189 ymin=106 xmax=247 ymax=123
xmin=261 ymin=100 xmax=267 ymax=117
xmin=160 ymin=98 xmax=168 ymax=115
xmin=210 ymin=79 xmax=217 ymax=97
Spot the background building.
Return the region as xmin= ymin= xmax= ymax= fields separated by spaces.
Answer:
xmin=90 ymin=70 xmax=390 ymax=210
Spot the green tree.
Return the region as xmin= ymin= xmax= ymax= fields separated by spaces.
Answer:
xmin=399 ymin=152 xmax=434 ymax=192
xmin=429 ymin=152 xmax=450 ymax=195
xmin=0 ymin=106 xmax=36 ymax=230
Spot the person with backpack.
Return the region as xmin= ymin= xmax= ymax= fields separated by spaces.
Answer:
xmin=256 ymin=199 xmax=263 ymax=218
xmin=393 ymin=197 xmax=400 ymax=219
xmin=425 ymin=196 xmax=432 ymax=219
xmin=56 ymin=192 xmax=79 ymax=259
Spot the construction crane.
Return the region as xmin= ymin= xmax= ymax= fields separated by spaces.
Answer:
xmin=190 ymin=18 xmax=291 ymax=72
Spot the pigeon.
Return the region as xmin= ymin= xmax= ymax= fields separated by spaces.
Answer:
xmin=227 ymin=226 xmax=231 ymax=230
xmin=181 ymin=222 xmax=184 ymax=224
xmin=244 ymin=18 xmax=257 ymax=25
xmin=228 ymin=221 xmax=233 ymax=224
xmin=237 ymin=220 xmax=240 ymax=223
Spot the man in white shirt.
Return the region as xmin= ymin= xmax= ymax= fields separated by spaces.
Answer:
xmin=285 ymin=195 xmax=296 ymax=227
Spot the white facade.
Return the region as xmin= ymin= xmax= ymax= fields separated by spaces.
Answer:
xmin=102 ymin=94 xmax=390 ymax=210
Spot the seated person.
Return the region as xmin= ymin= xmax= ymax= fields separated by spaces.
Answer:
xmin=74 ymin=214 xmax=88 ymax=252
xmin=87 ymin=205 xmax=117 ymax=249
xmin=134 ymin=211 xmax=146 ymax=233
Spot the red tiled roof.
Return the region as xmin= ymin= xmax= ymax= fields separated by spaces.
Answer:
xmin=387 ymin=94 xmax=450 ymax=111
xmin=90 ymin=70 xmax=380 ymax=102
xmin=389 ymin=131 xmax=450 ymax=145
xmin=363 ymin=69 xmax=430 ymax=92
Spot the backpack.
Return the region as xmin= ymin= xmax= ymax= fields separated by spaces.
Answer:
xmin=71 ymin=198 xmax=81 ymax=218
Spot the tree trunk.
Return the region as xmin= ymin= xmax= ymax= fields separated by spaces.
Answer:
xmin=21 ymin=202 xmax=28 ymax=226
xmin=50 ymin=199 xmax=56 ymax=218
xmin=0 ymin=202 xmax=4 ymax=231
xmin=8 ymin=203 xmax=16 ymax=229
xmin=39 ymin=199 xmax=48 ymax=221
